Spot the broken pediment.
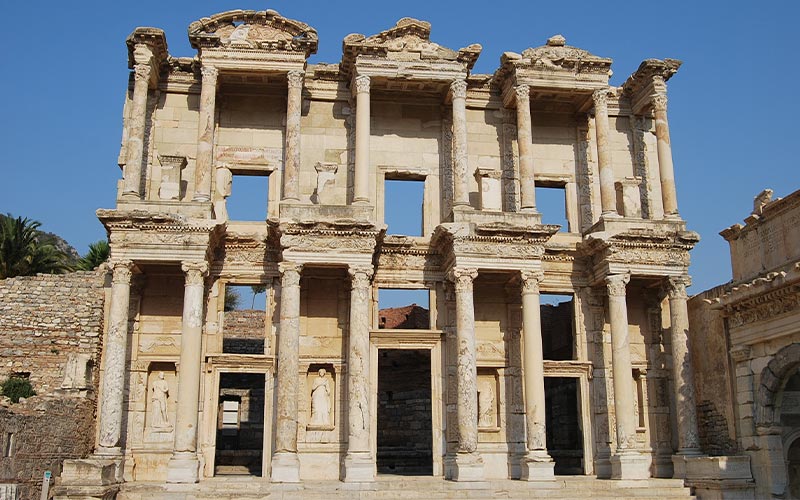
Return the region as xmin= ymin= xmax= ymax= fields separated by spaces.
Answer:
xmin=188 ymin=9 xmax=318 ymax=57
xmin=341 ymin=17 xmax=481 ymax=79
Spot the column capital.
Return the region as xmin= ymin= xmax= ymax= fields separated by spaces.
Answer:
xmin=592 ymin=88 xmax=609 ymax=109
xmin=514 ymin=84 xmax=530 ymax=104
xmin=651 ymin=93 xmax=668 ymax=112
xmin=520 ymin=270 xmax=544 ymax=294
xmin=605 ymin=273 xmax=630 ymax=297
xmin=287 ymin=70 xmax=304 ymax=89
xmin=666 ymin=275 xmax=690 ymax=299
xmin=201 ymin=65 xmax=219 ymax=82
xmin=110 ymin=260 xmax=135 ymax=285
xmin=354 ymin=75 xmax=370 ymax=94
xmin=450 ymin=79 xmax=468 ymax=100
xmin=278 ymin=261 xmax=303 ymax=285
xmin=448 ymin=267 xmax=478 ymax=291
xmin=133 ymin=63 xmax=152 ymax=84
xmin=181 ymin=261 xmax=208 ymax=285
xmin=348 ymin=265 xmax=374 ymax=289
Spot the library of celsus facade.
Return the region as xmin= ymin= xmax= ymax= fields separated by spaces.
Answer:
xmin=57 ymin=8 xmax=716 ymax=497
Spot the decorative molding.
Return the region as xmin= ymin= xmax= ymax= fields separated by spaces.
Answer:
xmin=201 ymin=65 xmax=219 ymax=82
xmin=666 ymin=276 xmax=690 ymax=300
xmin=354 ymin=75 xmax=370 ymax=94
xmin=605 ymin=274 xmax=630 ymax=297
xmin=450 ymin=79 xmax=468 ymax=100
xmin=110 ymin=260 xmax=135 ymax=285
xmin=520 ymin=270 xmax=544 ymax=294
xmin=449 ymin=267 xmax=478 ymax=292
xmin=348 ymin=265 xmax=374 ymax=289
xmin=651 ymin=93 xmax=668 ymax=112
xmin=182 ymin=261 xmax=209 ymax=285
xmin=287 ymin=69 xmax=304 ymax=88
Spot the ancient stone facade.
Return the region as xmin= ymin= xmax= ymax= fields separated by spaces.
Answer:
xmin=55 ymin=9 xmax=707 ymax=498
xmin=688 ymin=189 xmax=800 ymax=499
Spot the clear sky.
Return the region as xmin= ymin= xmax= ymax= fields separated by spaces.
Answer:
xmin=1 ymin=1 xmax=797 ymax=295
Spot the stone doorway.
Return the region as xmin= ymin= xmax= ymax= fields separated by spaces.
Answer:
xmin=545 ymin=377 xmax=584 ymax=475
xmin=214 ymin=373 xmax=265 ymax=476
xmin=376 ymin=349 xmax=433 ymax=475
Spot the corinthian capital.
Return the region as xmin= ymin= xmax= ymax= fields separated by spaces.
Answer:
xmin=651 ymin=93 xmax=668 ymax=112
xmin=349 ymin=264 xmax=374 ymax=290
xmin=201 ymin=65 xmax=219 ymax=82
xmin=133 ymin=64 xmax=152 ymax=84
xmin=449 ymin=267 xmax=478 ymax=292
xmin=520 ymin=270 xmax=544 ymax=294
xmin=278 ymin=261 xmax=303 ymax=287
xmin=605 ymin=274 xmax=630 ymax=297
xmin=287 ymin=70 xmax=304 ymax=89
xmin=592 ymin=89 xmax=609 ymax=109
xmin=354 ymin=75 xmax=370 ymax=94
xmin=182 ymin=261 xmax=209 ymax=286
xmin=110 ymin=260 xmax=135 ymax=285
xmin=450 ymin=79 xmax=467 ymax=100
xmin=514 ymin=84 xmax=530 ymax=104
xmin=666 ymin=276 xmax=690 ymax=300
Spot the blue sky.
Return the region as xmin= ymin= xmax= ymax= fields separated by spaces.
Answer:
xmin=1 ymin=1 xmax=797 ymax=296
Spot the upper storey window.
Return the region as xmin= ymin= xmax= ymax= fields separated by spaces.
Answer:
xmin=535 ymin=182 xmax=569 ymax=232
xmin=221 ymin=173 xmax=269 ymax=222
xmin=384 ymin=178 xmax=424 ymax=237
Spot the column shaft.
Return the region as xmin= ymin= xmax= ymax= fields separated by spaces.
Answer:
xmin=121 ymin=64 xmax=151 ymax=199
xmin=451 ymin=80 xmax=470 ymax=208
xmin=271 ymin=262 xmax=302 ymax=482
xmin=353 ymin=75 xmax=371 ymax=204
xmin=593 ymin=90 xmax=617 ymax=216
xmin=283 ymin=71 xmax=303 ymax=201
xmin=192 ymin=66 xmax=218 ymax=202
xmin=515 ymin=86 xmax=537 ymax=211
xmin=343 ymin=265 xmax=375 ymax=482
xmin=96 ymin=261 xmax=134 ymax=454
xmin=667 ymin=277 xmax=701 ymax=453
xmin=653 ymin=94 xmax=679 ymax=217
xmin=606 ymin=274 xmax=637 ymax=450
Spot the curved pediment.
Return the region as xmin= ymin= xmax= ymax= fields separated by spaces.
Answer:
xmin=341 ymin=18 xmax=481 ymax=79
xmin=516 ymin=35 xmax=612 ymax=75
xmin=188 ymin=9 xmax=318 ymax=58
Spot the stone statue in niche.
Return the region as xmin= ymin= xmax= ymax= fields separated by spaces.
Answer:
xmin=309 ymin=368 xmax=331 ymax=427
xmin=150 ymin=372 xmax=172 ymax=431
xmin=214 ymin=165 xmax=233 ymax=221
xmin=60 ymin=353 xmax=91 ymax=390
xmin=478 ymin=379 xmax=496 ymax=428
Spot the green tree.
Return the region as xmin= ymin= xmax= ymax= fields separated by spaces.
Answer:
xmin=77 ymin=240 xmax=110 ymax=271
xmin=0 ymin=215 xmax=70 ymax=279
xmin=250 ymin=284 xmax=267 ymax=308
xmin=224 ymin=286 xmax=241 ymax=312
xmin=1 ymin=376 xmax=36 ymax=403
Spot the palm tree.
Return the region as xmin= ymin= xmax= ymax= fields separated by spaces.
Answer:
xmin=224 ymin=287 xmax=241 ymax=312
xmin=250 ymin=284 xmax=267 ymax=308
xmin=0 ymin=215 xmax=70 ymax=279
xmin=76 ymin=240 xmax=110 ymax=271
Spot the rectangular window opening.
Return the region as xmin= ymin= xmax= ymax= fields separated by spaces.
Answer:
xmin=541 ymin=293 xmax=575 ymax=360
xmin=4 ymin=433 xmax=13 ymax=457
xmin=384 ymin=179 xmax=424 ymax=237
xmin=225 ymin=173 xmax=269 ymax=222
xmin=535 ymin=182 xmax=568 ymax=232
xmin=378 ymin=288 xmax=430 ymax=330
xmin=222 ymin=284 xmax=267 ymax=354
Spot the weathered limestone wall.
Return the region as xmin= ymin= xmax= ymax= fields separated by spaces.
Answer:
xmin=299 ymin=99 xmax=350 ymax=205
xmin=222 ymin=309 xmax=266 ymax=354
xmin=150 ymin=92 xmax=201 ymax=201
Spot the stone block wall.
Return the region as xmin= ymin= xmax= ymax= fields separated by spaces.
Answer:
xmin=222 ymin=309 xmax=266 ymax=354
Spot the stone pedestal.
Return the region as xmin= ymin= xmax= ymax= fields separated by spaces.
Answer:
xmin=449 ymin=452 xmax=485 ymax=482
xmin=271 ymin=451 xmax=301 ymax=483
xmin=474 ymin=168 xmax=502 ymax=211
xmin=682 ymin=455 xmax=755 ymax=500
xmin=166 ymin=452 xmax=201 ymax=484
xmin=610 ymin=451 xmax=651 ymax=480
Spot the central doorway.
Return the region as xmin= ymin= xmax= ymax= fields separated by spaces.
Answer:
xmin=376 ymin=349 xmax=433 ymax=475
xmin=214 ymin=372 xmax=265 ymax=476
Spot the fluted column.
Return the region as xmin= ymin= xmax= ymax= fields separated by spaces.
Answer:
xmin=283 ymin=70 xmax=303 ymax=202
xmin=451 ymin=79 xmax=470 ymax=208
xmin=167 ymin=261 xmax=208 ymax=483
xmin=515 ymin=85 xmax=537 ymax=212
xmin=593 ymin=90 xmax=618 ymax=217
xmin=606 ymin=274 xmax=648 ymax=479
xmin=271 ymin=262 xmax=303 ymax=482
xmin=653 ymin=93 xmax=679 ymax=218
xmin=449 ymin=267 xmax=484 ymax=481
xmin=666 ymin=277 xmax=701 ymax=459
xmin=192 ymin=66 xmax=218 ymax=202
xmin=121 ymin=63 xmax=151 ymax=199
xmin=353 ymin=75 xmax=371 ymax=204
xmin=96 ymin=260 xmax=135 ymax=455
xmin=519 ymin=271 xmax=555 ymax=480
xmin=344 ymin=265 xmax=375 ymax=482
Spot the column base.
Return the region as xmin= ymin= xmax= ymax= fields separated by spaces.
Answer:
xmin=671 ymin=450 xmax=704 ymax=479
xmin=271 ymin=451 xmax=301 ymax=483
xmin=520 ymin=451 xmax=556 ymax=481
xmin=446 ymin=452 xmax=485 ymax=482
xmin=166 ymin=452 xmax=200 ymax=483
xmin=60 ymin=456 xmax=124 ymax=486
xmin=343 ymin=451 xmax=375 ymax=482
xmin=610 ymin=451 xmax=650 ymax=480
xmin=192 ymin=193 xmax=211 ymax=203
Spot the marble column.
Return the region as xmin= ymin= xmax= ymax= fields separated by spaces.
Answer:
xmin=449 ymin=267 xmax=484 ymax=481
xmin=593 ymin=89 xmax=618 ymax=217
xmin=121 ymin=63 xmax=151 ymax=200
xmin=605 ymin=274 xmax=648 ymax=479
xmin=519 ymin=271 xmax=555 ymax=480
xmin=283 ymin=70 xmax=303 ymax=202
xmin=652 ymin=93 xmax=679 ymax=218
xmin=192 ymin=66 xmax=218 ymax=202
xmin=271 ymin=262 xmax=303 ymax=483
xmin=96 ymin=260 xmax=135 ymax=455
xmin=451 ymin=79 xmax=470 ymax=209
xmin=515 ymin=85 xmax=538 ymax=212
xmin=167 ymin=261 xmax=208 ymax=483
xmin=353 ymin=75 xmax=371 ymax=204
xmin=666 ymin=276 xmax=702 ymax=476
xmin=344 ymin=265 xmax=375 ymax=482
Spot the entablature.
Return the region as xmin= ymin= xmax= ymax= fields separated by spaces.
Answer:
xmin=622 ymin=58 xmax=681 ymax=114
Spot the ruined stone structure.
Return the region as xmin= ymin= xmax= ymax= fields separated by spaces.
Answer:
xmin=688 ymin=189 xmax=800 ymax=499
xmin=55 ymin=8 xmax=707 ymax=498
